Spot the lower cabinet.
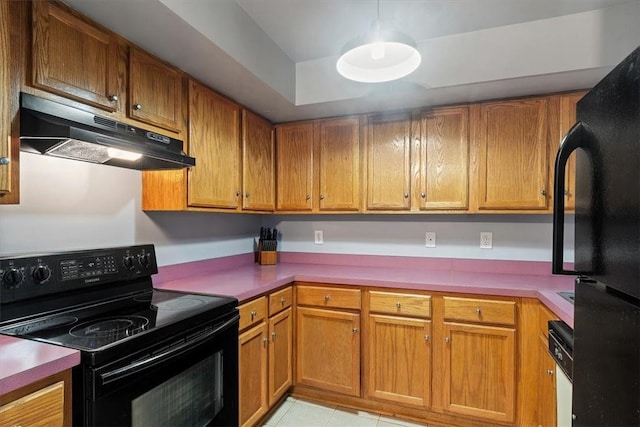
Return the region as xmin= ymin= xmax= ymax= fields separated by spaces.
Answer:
xmin=0 ymin=370 xmax=71 ymax=427
xmin=238 ymin=288 xmax=293 ymax=427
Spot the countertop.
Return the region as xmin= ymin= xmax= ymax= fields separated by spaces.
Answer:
xmin=0 ymin=253 xmax=575 ymax=397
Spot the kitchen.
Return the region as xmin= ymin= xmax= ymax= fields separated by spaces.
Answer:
xmin=0 ymin=1 xmax=638 ymax=426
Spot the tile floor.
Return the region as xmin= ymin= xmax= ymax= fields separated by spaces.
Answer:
xmin=261 ymin=396 xmax=431 ymax=427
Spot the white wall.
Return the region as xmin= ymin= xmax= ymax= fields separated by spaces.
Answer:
xmin=0 ymin=153 xmax=260 ymax=266
xmin=263 ymin=214 xmax=575 ymax=262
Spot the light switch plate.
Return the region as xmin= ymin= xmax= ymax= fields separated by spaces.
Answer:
xmin=425 ymin=232 xmax=436 ymax=248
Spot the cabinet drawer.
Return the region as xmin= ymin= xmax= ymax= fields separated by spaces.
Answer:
xmin=297 ymin=285 xmax=361 ymax=310
xmin=0 ymin=381 xmax=65 ymax=427
xmin=369 ymin=291 xmax=431 ymax=318
xmin=269 ymin=287 xmax=293 ymax=316
xmin=239 ymin=297 xmax=267 ymax=331
xmin=444 ymin=297 xmax=515 ymax=326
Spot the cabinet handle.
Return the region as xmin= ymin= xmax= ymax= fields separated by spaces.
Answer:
xmin=324 ymin=295 xmax=330 ymax=302
xmin=547 ymin=369 xmax=554 ymax=376
xmin=564 ymin=189 xmax=570 ymax=196
xmin=263 ymin=337 xmax=269 ymax=345
xmin=133 ymin=103 xmax=142 ymax=110
xmin=319 ymin=194 xmax=325 ymax=200
xmin=396 ymin=302 xmax=401 ymax=308
xmin=424 ymin=334 xmax=430 ymax=342
xmin=0 ymin=157 xmax=9 ymax=165
xmin=109 ymin=94 xmax=119 ymax=102
xmin=280 ymin=297 xmax=286 ymax=304
xmin=445 ymin=337 xmax=450 ymax=344
xmin=245 ymin=192 xmax=250 ymax=198
xmin=305 ymin=194 xmax=311 ymax=200
xmin=475 ymin=308 xmax=481 ymax=315
xmin=420 ymin=192 xmax=426 ymax=198
xmin=271 ymin=332 xmax=276 ymax=340
xmin=403 ymin=193 xmax=409 ymax=198
xmin=540 ymin=189 xmax=547 ymax=196
xmin=352 ymin=328 xmax=359 ymax=334
xmin=250 ymin=310 xmax=257 ymax=320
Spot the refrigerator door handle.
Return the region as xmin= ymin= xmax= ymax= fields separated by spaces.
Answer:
xmin=552 ymin=121 xmax=594 ymax=275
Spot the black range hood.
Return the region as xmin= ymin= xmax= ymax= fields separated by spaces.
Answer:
xmin=19 ymin=93 xmax=195 ymax=170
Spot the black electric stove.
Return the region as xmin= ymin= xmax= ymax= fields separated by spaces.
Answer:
xmin=0 ymin=245 xmax=239 ymax=426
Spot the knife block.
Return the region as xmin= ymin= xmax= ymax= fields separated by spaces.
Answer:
xmin=257 ymin=241 xmax=277 ymax=265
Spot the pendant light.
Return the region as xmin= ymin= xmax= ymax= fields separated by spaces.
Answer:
xmin=336 ymin=0 xmax=421 ymax=83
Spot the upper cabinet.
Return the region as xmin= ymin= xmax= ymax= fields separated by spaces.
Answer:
xmin=365 ymin=113 xmax=413 ymax=211
xmin=0 ymin=0 xmax=15 ymax=201
xmin=129 ymin=48 xmax=183 ymax=132
xmin=471 ymin=97 xmax=553 ymax=211
xmin=418 ymin=106 xmax=469 ymax=210
xmin=187 ymin=79 xmax=241 ymax=209
xmin=242 ymin=110 xmax=275 ymax=211
xmin=32 ymin=1 xmax=119 ymax=111
xmin=558 ymin=91 xmax=587 ymax=211
xmin=318 ymin=117 xmax=361 ymax=211
xmin=275 ymin=122 xmax=315 ymax=211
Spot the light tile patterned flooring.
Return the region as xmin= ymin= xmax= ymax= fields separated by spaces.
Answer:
xmin=261 ymin=396 xmax=431 ymax=427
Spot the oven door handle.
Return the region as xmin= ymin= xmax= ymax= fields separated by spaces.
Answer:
xmin=99 ymin=314 xmax=239 ymax=386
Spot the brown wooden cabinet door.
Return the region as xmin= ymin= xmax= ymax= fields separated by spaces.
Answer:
xmin=367 ymin=314 xmax=431 ymax=407
xmin=0 ymin=0 xmax=12 ymax=197
xmin=276 ymin=123 xmax=315 ymax=211
xmin=559 ymin=92 xmax=587 ymax=211
xmin=319 ymin=118 xmax=360 ymax=211
xmin=129 ymin=48 xmax=183 ymax=132
xmin=538 ymin=339 xmax=557 ymax=427
xmin=268 ymin=307 xmax=293 ymax=406
xmin=366 ymin=113 xmax=412 ymax=210
xmin=187 ymin=80 xmax=241 ymax=209
xmin=0 ymin=381 xmax=65 ymax=427
xmin=32 ymin=1 xmax=119 ymax=111
xmin=242 ymin=110 xmax=274 ymax=211
xmin=296 ymin=307 xmax=360 ymax=396
xmin=239 ymin=322 xmax=268 ymax=427
xmin=419 ymin=107 xmax=469 ymax=210
xmin=443 ymin=322 xmax=515 ymax=423
xmin=475 ymin=98 xmax=550 ymax=210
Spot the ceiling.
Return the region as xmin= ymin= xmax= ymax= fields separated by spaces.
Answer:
xmin=64 ymin=0 xmax=640 ymax=123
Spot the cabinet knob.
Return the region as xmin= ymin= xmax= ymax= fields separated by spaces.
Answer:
xmin=280 ymin=297 xmax=286 ymax=304
xmin=547 ymin=369 xmax=554 ymax=376
xmin=396 ymin=302 xmax=401 ymax=308
xmin=0 ymin=157 xmax=9 ymax=165
xmin=540 ymin=189 xmax=547 ymax=196
xmin=424 ymin=334 xmax=430 ymax=342
xmin=403 ymin=193 xmax=409 ymax=198
xmin=109 ymin=94 xmax=119 ymax=102
xmin=133 ymin=103 xmax=142 ymax=110
xmin=263 ymin=337 xmax=269 ymax=345
xmin=420 ymin=192 xmax=426 ymax=198
xmin=324 ymin=295 xmax=330 ymax=302
xmin=475 ymin=308 xmax=481 ymax=315
xmin=445 ymin=337 xmax=450 ymax=344
xmin=271 ymin=332 xmax=277 ymax=340
xmin=245 ymin=192 xmax=250 ymax=198
xmin=352 ymin=328 xmax=359 ymax=334
xmin=250 ymin=310 xmax=257 ymax=320
xmin=305 ymin=194 xmax=311 ymax=200
xmin=564 ymin=189 xmax=570 ymax=196
xmin=319 ymin=194 xmax=325 ymax=200
xmin=236 ymin=191 xmax=241 ymax=197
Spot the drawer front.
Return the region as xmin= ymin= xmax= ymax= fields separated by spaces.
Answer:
xmin=0 ymin=381 xmax=65 ymax=427
xmin=444 ymin=296 xmax=516 ymax=326
xmin=369 ymin=291 xmax=431 ymax=318
xmin=238 ymin=297 xmax=267 ymax=331
xmin=269 ymin=286 xmax=293 ymax=316
xmin=297 ymin=285 xmax=361 ymax=310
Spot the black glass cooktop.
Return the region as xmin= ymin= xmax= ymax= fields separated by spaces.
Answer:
xmin=0 ymin=289 xmax=236 ymax=351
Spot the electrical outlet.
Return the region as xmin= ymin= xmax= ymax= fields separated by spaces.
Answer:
xmin=480 ymin=232 xmax=493 ymax=249
xmin=314 ymin=230 xmax=323 ymax=245
xmin=425 ymin=232 xmax=436 ymax=248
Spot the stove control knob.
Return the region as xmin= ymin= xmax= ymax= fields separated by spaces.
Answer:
xmin=138 ymin=253 xmax=151 ymax=268
xmin=3 ymin=268 xmax=24 ymax=288
xmin=32 ymin=265 xmax=52 ymax=284
xmin=123 ymin=256 xmax=136 ymax=270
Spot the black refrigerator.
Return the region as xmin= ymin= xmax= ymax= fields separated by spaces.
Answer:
xmin=552 ymin=45 xmax=640 ymax=426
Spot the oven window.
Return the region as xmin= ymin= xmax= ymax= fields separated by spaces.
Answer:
xmin=131 ymin=350 xmax=224 ymax=427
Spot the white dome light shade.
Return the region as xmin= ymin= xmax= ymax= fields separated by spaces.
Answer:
xmin=337 ymin=29 xmax=421 ymax=83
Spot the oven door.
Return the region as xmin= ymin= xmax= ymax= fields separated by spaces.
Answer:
xmin=83 ymin=313 xmax=239 ymax=427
